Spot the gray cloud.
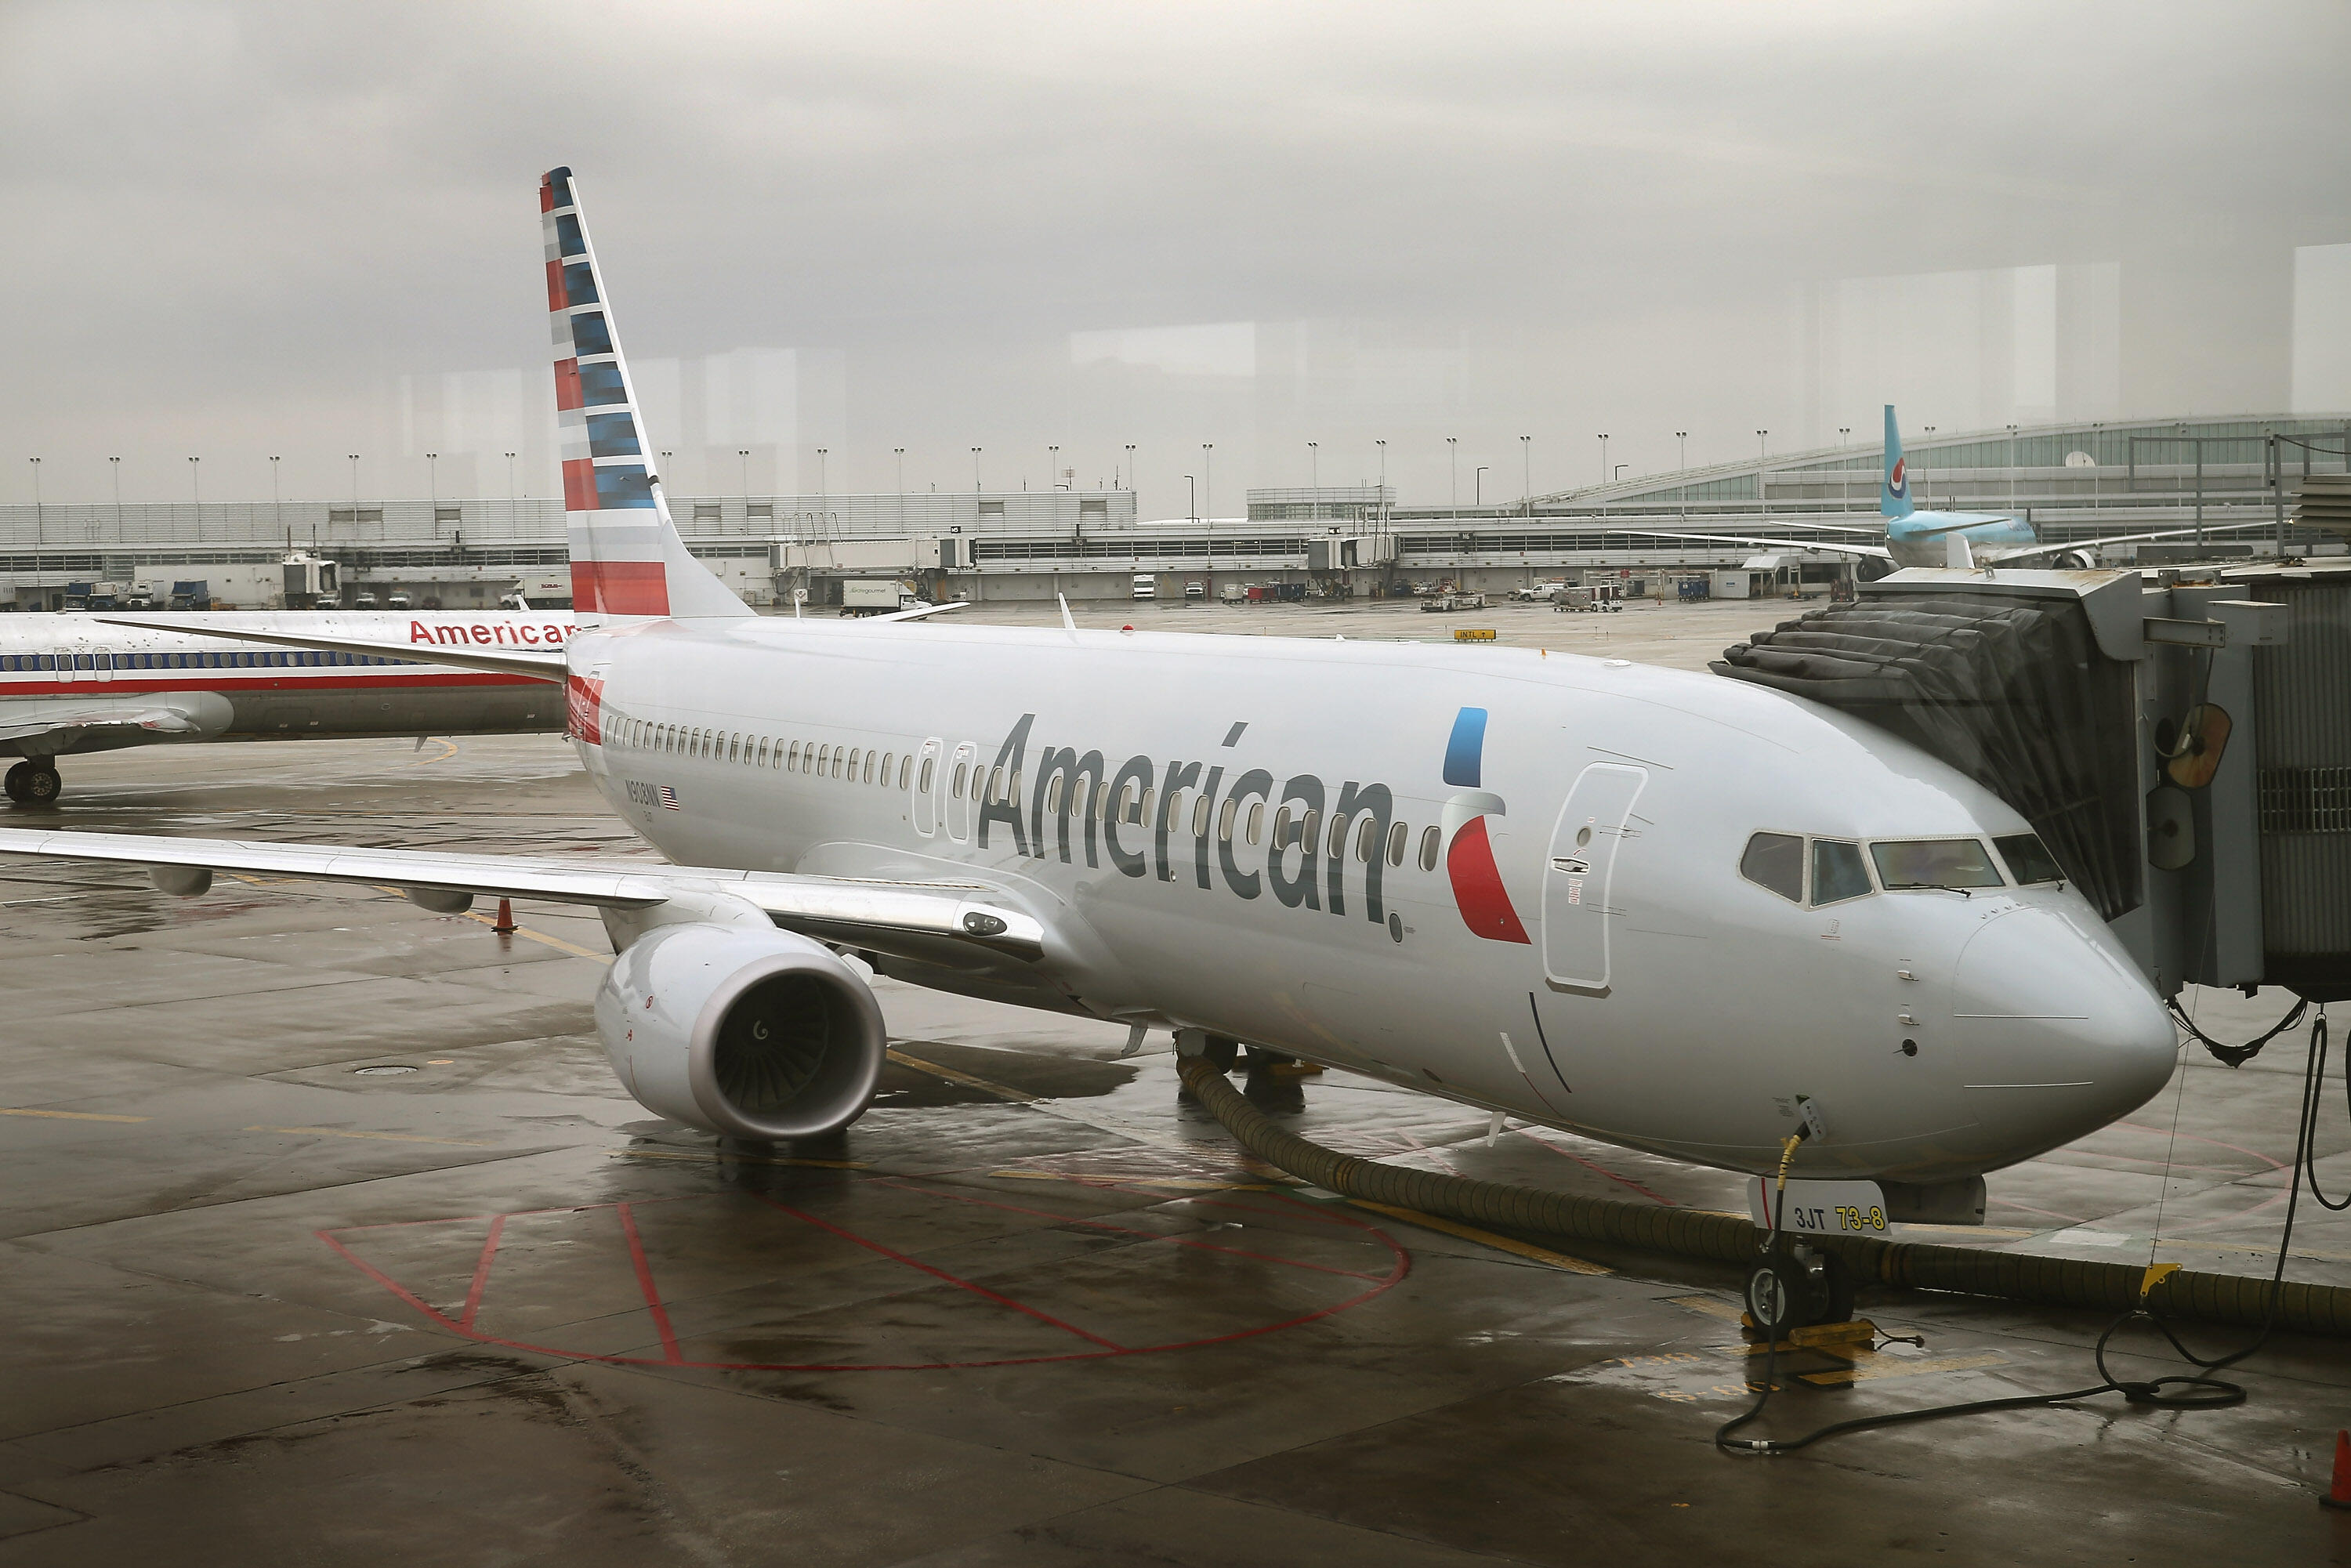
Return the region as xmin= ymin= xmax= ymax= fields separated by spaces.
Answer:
xmin=4 ymin=0 xmax=2347 ymax=508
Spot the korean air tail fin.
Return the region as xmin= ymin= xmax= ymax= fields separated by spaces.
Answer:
xmin=542 ymin=168 xmax=752 ymax=619
xmin=1880 ymin=404 xmax=1914 ymax=520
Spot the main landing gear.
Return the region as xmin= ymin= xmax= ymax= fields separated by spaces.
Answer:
xmin=3 ymin=759 xmax=62 ymax=806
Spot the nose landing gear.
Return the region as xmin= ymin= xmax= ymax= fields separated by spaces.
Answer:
xmin=1744 ymin=1247 xmax=1856 ymax=1334
xmin=2 ymin=759 xmax=61 ymax=806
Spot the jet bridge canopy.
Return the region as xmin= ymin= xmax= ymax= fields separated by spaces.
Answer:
xmin=1713 ymin=566 xmax=2344 ymax=1002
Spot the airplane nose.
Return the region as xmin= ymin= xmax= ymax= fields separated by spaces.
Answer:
xmin=1948 ymin=906 xmax=2179 ymax=1153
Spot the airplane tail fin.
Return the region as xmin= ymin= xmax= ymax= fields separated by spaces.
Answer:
xmin=1880 ymin=404 xmax=1914 ymax=520
xmin=542 ymin=168 xmax=752 ymax=619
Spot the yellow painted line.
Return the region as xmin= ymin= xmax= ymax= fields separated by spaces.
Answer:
xmin=1667 ymin=1294 xmax=1746 ymax=1323
xmin=1800 ymin=1352 xmax=2008 ymax=1387
xmin=245 ymin=1124 xmax=495 ymax=1148
xmin=409 ymin=739 xmax=459 ymax=766
xmin=1 ymin=1106 xmax=150 ymax=1123
xmin=987 ymin=1170 xmax=1270 ymax=1191
xmin=1346 ymin=1198 xmax=1612 ymax=1276
xmin=459 ymin=908 xmax=610 ymax=962
xmin=887 ymin=1048 xmax=1040 ymax=1103
xmin=612 ymin=1149 xmax=869 ymax=1171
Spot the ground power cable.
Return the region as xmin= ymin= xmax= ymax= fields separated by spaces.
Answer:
xmin=1713 ymin=1006 xmax=2335 ymax=1458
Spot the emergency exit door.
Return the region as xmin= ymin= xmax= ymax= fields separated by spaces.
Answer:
xmin=1541 ymin=762 xmax=1647 ymax=997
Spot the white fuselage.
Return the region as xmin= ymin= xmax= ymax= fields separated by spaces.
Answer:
xmin=0 ymin=611 xmax=582 ymax=757
xmin=565 ymin=615 xmax=2178 ymax=1185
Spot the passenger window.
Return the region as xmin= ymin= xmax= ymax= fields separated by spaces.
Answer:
xmin=1301 ymin=809 xmax=1320 ymax=851
xmin=1248 ymin=802 xmax=1265 ymax=846
xmin=900 ymin=755 xmax=911 ymax=789
xmin=1418 ymin=824 xmax=1440 ymax=871
xmin=1271 ymin=806 xmax=1291 ymax=847
xmin=1218 ymin=798 xmax=1237 ymax=842
xmin=1045 ymin=775 xmax=1064 ymax=815
xmin=846 ymin=747 xmax=860 ymax=777
xmin=1138 ymin=788 xmax=1154 ymax=825
xmin=918 ymin=756 xmax=934 ymax=793
xmin=1994 ymin=833 xmax=2064 ymax=885
xmin=832 ymin=748 xmax=845 ymax=780
xmin=1811 ymin=839 xmax=1873 ymax=906
xmin=1870 ymin=838 xmax=2003 ymax=891
xmin=1740 ymin=832 xmax=1805 ymax=904
xmin=879 ymin=751 xmax=893 ymax=782
xmin=863 ymin=753 xmax=875 ymax=785
xmin=1165 ymin=788 xmax=1185 ymax=827
xmin=1388 ymin=821 xmax=1407 ymax=866
xmin=1193 ymin=793 xmax=1212 ymax=838
xmin=1355 ymin=817 xmax=1376 ymax=863
xmin=952 ymin=760 xmax=967 ymax=796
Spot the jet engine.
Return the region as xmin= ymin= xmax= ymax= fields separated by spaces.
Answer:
xmin=594 ymin=922 xmax=888 ymax=1139
xmin=2051 ymin=548 xmax=2099 ymax=570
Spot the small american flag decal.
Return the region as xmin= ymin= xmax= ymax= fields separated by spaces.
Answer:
xmin=658 ymin=784 xmax=679 ymax=810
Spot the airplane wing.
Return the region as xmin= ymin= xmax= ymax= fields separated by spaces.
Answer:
xmin=1985 ymin=518 xmax=2287 ymax=564
xmin=96 ymin=618 xmax=563 ymax=680
xmin=0 ymin=693 xmax=230 ymax=744
xmin=1599 ymin=528 xmax=1895 ymax=561
xmin=0 ymin=827 xmax=1047 ymax=962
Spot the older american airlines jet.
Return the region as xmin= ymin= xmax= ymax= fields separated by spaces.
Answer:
xmin=0 ymin=610 xmax=587 ymax=803
xmin=0 ymin=171 xmax=2180 ymax=1323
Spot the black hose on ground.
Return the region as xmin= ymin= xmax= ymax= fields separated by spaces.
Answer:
xmin=1176 ymin=1056 xmax=2351 ymax=1338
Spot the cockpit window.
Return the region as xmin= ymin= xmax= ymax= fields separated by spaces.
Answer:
xmin=1740 ymin=832 xmax=1805 ymax=904
xmin=1811 ymin=839 xmax=1873 ymax=906
xmin=1870 ymin=838 xmax=2003 ymax=892
xmin=1994 ymin=833 xmax=2065 ymax=885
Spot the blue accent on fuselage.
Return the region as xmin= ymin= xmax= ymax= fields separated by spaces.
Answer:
xmin=1443 ymin=707 xmax=1487 ymax=788
xmin=1885 ymin=511 xmax=2038 ymax=566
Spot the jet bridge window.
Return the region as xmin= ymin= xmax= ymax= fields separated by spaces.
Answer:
xmin=1740 ymin=832 xmax=1806 ymax=904
xmin=1870 ymin=838 xmax=2003 ymax=892
xmin=1994 ymin=833 xmax=2065 ymax=885
xmin=1811 ymin=839 xmax=1872 ymax=907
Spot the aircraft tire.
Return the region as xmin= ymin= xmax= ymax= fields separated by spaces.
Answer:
xmin=1817 ymin=1252 xmax=1856 ymax=1324
xmin=1 ymin=764 xmax=24 ymax=803
xmin=17 ymin=764 xmax=60 ymax=806
xmin=1743 ymin=1255 xmax=1812 ymax=1334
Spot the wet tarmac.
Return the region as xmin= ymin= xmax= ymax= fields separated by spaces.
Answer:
xmin=1 ymin=614 xmax=2347 ymax=1564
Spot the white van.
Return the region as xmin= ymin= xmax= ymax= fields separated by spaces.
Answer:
xmin=1131 ymin=574 xmax=1157 ymax=600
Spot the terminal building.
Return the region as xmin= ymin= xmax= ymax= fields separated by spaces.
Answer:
xmin=1 ymin=413 xmax=2343 ymax=611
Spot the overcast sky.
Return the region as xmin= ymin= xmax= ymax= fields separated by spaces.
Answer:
xmin=5 ymin=0 xmax=2348 ymax=512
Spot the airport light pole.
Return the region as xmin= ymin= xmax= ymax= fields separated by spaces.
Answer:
xmin=1474 ymin=465 xmax=1487 ymax=508
xmin=971 ymin=447 xmax=982 ymax=494
xmin=1375 ymin=439 xmax=1386 ymax=525
xmin=1676 ymin=431 xmax=1688 ymax=518
xmin=506 ymin=451 xmax=518 ymax=511
xmin=109 ymin=455 xmax=121 ymax=535
xmin=1520 ymin=435 xmax=1531 ymax=517
xmin=817 ymin=447 xmax=828 ymax=538
xmin=1185 ymin=475 xmax=1196 ymax=524
xmin=1597 ymin=433 xmax=1609 ymax=520
xmin=426 ymin=452 xmax=437 ymax=532
xmin=893 ymin=447 xmax=906 ymax=532
xmin=1838 ymin=428 xmax=1850 ymax=510
xmin=1308 ymin=440 xmax=1318 ymax=494
xmin=1122 ymin=444 xmax=1135 ymax=494
xmin=187 ymin=455 xmax=200 ymax=507
xmin=1922 ymin=427 xmax=1935 ymax=506
xmin=1202 ymin=444 xmax=1213 ymax=533
xmin=1049 ymin=444 xmax=1059 ymax=490
xmin=348 ymin=456 xmax=360 ymax=529
xmin=2006 ymin=423 xmax=2018 ymax=515
xmin=1447 ymin=436 xmax=1458 ymax=522
xmin=27 ymin=457 xmax=40 ymax=563
xmin=737 ymin=449 xmax=750 ymax=517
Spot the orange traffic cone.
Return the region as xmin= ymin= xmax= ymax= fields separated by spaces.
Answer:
xmin=492 ymin=897 xmax=516 ymax=935
xmin=2324 ymin=1430 xmax=2351 ymax=1511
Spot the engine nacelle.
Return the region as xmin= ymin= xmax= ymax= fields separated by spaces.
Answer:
xmin=2053 ymin=548 xmax=2099 ymax=570
xmin=595 ymin=922 xmax=888 ymax=1139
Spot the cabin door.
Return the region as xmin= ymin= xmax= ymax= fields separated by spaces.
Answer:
xmin=1541 ymin=763 xmax=1648 ymax=998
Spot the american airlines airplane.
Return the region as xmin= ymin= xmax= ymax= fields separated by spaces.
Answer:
xmin=0 ymin=169 xmax=2181 ymax=1324
xmin=1636 ymin=404 xmax=2276 ymax=573
xmin=0 ymin=610 xmax=586 ymax=803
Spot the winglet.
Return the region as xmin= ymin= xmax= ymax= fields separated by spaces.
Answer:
xmin=542 ymin=168 xmax=752 ymax=621
xmin=1881 ymin=404 xmax=1914 ymax=520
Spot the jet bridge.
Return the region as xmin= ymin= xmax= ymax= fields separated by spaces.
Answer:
xmin=1712 ymin=563 xmax=2350 ymax=1002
